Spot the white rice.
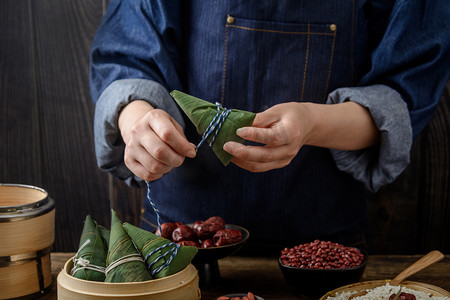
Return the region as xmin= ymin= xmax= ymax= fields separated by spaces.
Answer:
xmin=326 ymin=283 xmax=450 ymax=300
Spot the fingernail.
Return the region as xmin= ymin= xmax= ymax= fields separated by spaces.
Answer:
xmin=236 ymin=128 xmax=247 ymax=137
xmin=187 ymin=149 xmax=196 ymax=157
xmin=223 ymin=142 xmax=233 ymax=153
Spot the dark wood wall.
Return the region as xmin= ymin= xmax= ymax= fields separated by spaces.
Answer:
xmin=1 ymin=0 xmax=449 ymax=254
xmin=0 ymin=0 xmax=142 ymax=252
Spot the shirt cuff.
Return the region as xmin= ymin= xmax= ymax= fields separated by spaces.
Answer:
xmin=93 ymin=78 xmax=184 ymax=187
xmin=326 ymin=84 xmax=412 ymax=192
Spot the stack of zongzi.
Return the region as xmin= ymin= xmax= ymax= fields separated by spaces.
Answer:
xmin=71 ymin=210 xmax=198 ymax=282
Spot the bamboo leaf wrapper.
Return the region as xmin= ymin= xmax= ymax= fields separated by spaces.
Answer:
xmin=123 ymin=223 xmax=198 ymax=279
xmin=72 ymin=215 xmax=108 ymax=281
xmin=105 ymin=210 xmax=152 ymax=282
xmin=170 ymin=90 xmax=256 ymax=165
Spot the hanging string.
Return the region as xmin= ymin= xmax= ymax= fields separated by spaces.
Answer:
xmin=145 ymin=102 xmax=231 ymax=234
xmin=195 ymin=102 xmax=232 ymax=150
xmin=143 ymin=242 xmax=180 ymax=276
xmin=142 ymin=104 xmax=231 ymax=276
xmin=146 ymin=181 xmax=162 ymax=235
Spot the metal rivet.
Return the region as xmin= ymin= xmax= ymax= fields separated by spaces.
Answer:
xmin=329 ymin=24 xmax=337 ymax=32
xmin=227 ymin=15 xmax=235 ymax=24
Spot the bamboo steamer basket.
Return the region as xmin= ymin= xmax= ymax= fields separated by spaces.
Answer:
xmin=320 ymin=280 xmax=450 ymax=299
xmin=57 ymin=257 xmax=201 ymax=300
xmin=0 ymin=183 xmax=55 ymax=299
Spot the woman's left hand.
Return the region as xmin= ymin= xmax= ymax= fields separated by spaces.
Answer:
xmin=223 ymin=100 xmax=380 ymax=172
xmin=223 ymin=102 xmax=309 ymax=172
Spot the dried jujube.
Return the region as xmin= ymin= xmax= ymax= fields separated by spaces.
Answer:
xmin=213 ymin=229 xmax=243 ymax=247
xmin=216 ymin=292 xmax=256 ymax=300
xmin=194 ymin=220 xmax=225 ymax=240
xmin=155 ymin=222 xmax=177 ymax=239
xmin=172 ymin=224 xmax=197 ymax=242
xmin=389 ymin=292 xmax=416 ymax=300
xmin=157 ymin=216 xmax=242 ymax=248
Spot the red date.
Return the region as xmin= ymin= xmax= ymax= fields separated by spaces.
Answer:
xmin=161 ymin=216 xmax=243 ymax=249
xmin=195 ymin=221 xmax=225 ymax=240
xmin=216 ymin=292 xmax=255 ymax=300
xmin=172 ymin=224 xmax=197 ymax=242
xmin=389 ymin=292 xmax=416 ymax=300
xmin=213 ymin=229 xmax=243 ymax=246
xmin=205 ymin=216 xmax=226 ymax=228
xmin=201 ymin=239 xmax=214 ymax=248
xmin=192 ymin=220 xmax=203 ymax=232
xmin=178 ymin=240 xmax=200 ymax=247
xmin=155 ymin=222 xmax=177 ymax=239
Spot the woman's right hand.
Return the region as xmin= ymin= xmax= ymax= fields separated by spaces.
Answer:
xmin=118 ymin=100 xmax=196 ymax=181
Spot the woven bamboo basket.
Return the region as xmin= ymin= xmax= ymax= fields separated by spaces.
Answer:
xmin=0 ymin=183 xmax=55 ymax=299
xmin=57 ymin=257 xmax=201 ymax=300
xmin=320 ymin=280 xmax=450 ymax=299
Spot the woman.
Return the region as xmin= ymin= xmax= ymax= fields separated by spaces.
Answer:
xmin=89 ymin=0 xmax=450 ymax=251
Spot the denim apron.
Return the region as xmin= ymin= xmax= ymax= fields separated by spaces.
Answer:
xmin=143 ymin=0 xmax=369 ymax=250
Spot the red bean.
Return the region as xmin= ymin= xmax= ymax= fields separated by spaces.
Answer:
xmin=280 ymin=240 xmax=364 ymax=269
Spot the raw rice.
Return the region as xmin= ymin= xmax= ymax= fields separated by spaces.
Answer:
xmin=326 ymin=283 xmax=450 ymax=300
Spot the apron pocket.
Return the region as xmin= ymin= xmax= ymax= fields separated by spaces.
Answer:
xmin=223 ymin=16 xmax=337 ymax=112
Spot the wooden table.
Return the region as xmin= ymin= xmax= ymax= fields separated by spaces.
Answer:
xmin=41 ymin=253 xmax=450 ymax=300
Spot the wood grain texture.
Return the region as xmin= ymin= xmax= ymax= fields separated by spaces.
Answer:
xmin=0 ymin=0 xmax=142 ymax=252
xmin=416 ymin=82 xmax=450 ymax=252
xmin=43 ymin=253 xmax=450 ymax=300
xmin=0 ymin=0 xmax=42 ymax=185
xmin=367 ymin=82 xmax=450 ymax=254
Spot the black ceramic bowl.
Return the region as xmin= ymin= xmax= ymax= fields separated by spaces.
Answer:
xmin=192 ymin=224 xmax=250 ymax=264
xmin=221 ymin=293 xmax=264 ymax=300
xmin=278 ymin=249 xmax=367 ymax=298
xmin=190 ymin=224 xmax=249 ymax=289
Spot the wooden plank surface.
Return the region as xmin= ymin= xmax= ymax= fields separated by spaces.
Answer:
xmin=42 ymin=252 xmax=450 ymax=300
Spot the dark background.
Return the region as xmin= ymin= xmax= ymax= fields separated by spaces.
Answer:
xmin=1 ymin=0 xmax=449 ymax=254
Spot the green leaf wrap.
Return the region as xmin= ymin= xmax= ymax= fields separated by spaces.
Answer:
xmin=72 ymin=215 xmax=108 ymax=281
xmin=170 ymin=90 xmax=256 ymax=165
xmin=105 ymin=210 xmax=152 ymax=282
xmin=123 ymin=223 xmax=198 ymax=279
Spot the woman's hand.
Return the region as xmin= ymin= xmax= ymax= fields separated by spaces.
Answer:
xmin=223 ymin=101 xmax=380 ymax=172
xmin=118 ymin=100 xmax=196 ymax=181
xmin=223 ymin=102 xmax=310 ymax=172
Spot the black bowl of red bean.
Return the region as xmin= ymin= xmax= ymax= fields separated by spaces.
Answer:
xmin=278 ymin=240 xmax=367 ymax=298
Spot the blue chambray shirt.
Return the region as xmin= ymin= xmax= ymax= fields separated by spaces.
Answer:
xmin=89 ymin=0 xmax=450 ymax=246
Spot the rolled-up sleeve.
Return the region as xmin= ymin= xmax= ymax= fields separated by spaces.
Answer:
xmin=332 ymin=0 xmax=450 ymax=192
xmin=326 ymin=85 xmax=412 ymax=192
xmin=89 ymin=0 xmax=184 ymax=186
xmin=94 ymin=79 xmax=184 ymax=187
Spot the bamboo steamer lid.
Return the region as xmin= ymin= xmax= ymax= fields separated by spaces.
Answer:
xmin=320 ymin=280 xmax=450 ymax=299
xmin=57 ymin=257 xmax=201 ymax=300
xmin=0 ymin=183 xmax=55 ymax=299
